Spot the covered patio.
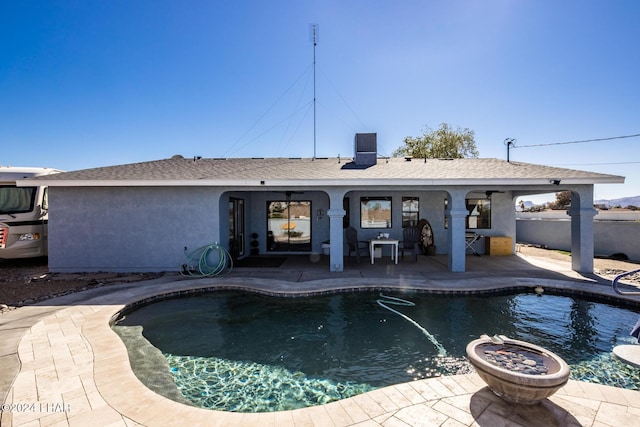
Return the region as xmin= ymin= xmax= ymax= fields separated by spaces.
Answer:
xmin=207 ymin=246 xmax=640 ymax=316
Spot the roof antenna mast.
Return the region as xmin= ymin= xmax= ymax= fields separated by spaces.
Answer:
xmin=311 ymin=24 xmax=319 ymax=160
xmin=504 ymin=138 xmax=516 ymax=162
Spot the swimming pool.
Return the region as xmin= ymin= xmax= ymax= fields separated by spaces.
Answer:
xmin=112 ymin=289 xmax=640 ymax=412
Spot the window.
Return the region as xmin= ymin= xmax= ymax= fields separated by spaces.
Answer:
xmin=444 ymin=198 xmax=448 ymax=229
xmin=343 ymin=197 xmax=350 ymax=228
xmin=360 ymin=197 xmax=391 ymax=229
xmin=402 ymin=197 xmax=419 ymax=228
xmin=267 ymin=200 xmax=312 ymax=251
xmin=0 ymin=186 xmax=36 ymax=214
xmin=229 ymin=198 xmax=245 ymax=258
xmin=466 ymin=198 xmax=491 ymax=229
xmin=42 ymin=187 xmax=49 ymax=211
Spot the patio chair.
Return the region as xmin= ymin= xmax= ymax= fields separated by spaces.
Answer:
xmin=345 ymin=226 xmax=368 ymax=263
xmin=400 ymin=226 xmax=420 ymax=262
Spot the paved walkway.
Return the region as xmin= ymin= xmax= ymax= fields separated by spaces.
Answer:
xmin=1 ymin=253 xmax=640 ymax=426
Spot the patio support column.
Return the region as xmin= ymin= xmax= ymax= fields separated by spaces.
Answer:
xmin=327 ymin=190 xmax=347 ymax=272
xmin=567 ymin=187 xmax=597 ymax=273
xmin=446 ymin=190 xmax=469 ymax=272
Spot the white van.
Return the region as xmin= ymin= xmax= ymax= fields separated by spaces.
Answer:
xmin=0 ymin=166 xmax=63 ymax=259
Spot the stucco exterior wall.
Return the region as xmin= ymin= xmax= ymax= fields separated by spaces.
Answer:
xmin=48 ymin=187 xmax=222 ymax=272
xmin=516 ymin=219 xmax=640 ymax=261
xmin=46 ymin=186 xmax=521 ymax=272
xmin=485 ymin=192 xmax=517 ymax=251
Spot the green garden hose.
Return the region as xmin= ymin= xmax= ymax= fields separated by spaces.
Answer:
xmin=180 ymin=243 xmax=233 ymax=277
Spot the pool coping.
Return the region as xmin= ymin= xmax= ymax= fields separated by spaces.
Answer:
xmin=2 ymin=270 xmax=640 ymax=426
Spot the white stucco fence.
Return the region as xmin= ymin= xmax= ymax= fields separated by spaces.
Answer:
xmin=516 ymin=211 xmax=640 ymax=261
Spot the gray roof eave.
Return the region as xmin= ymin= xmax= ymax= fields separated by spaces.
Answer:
xmin=19 ymin=175 xmax=625 ymax=187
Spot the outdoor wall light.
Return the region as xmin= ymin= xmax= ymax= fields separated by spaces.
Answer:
xmin=550 ymin=179 xmax=561 ymax=185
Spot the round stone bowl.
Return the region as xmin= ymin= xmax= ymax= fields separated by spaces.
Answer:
xmin=466 ymin=336 xmax=570 ymax=405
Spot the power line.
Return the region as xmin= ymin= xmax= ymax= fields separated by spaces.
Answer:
xmin=513 ymin=133 xmax=640 ymax=148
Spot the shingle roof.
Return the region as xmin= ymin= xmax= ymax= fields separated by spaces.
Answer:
xmin=29 ymin=156 xmax=624 ymax=187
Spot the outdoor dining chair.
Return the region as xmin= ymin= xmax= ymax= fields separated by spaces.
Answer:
xmin=400 ymin=226 xmax=421 ymax=261
xmin=345 ymin=226 xmax=369 ymax=263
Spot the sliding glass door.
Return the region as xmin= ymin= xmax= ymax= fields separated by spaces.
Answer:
xmin=267 ymin=200 xmax=311 ymax=252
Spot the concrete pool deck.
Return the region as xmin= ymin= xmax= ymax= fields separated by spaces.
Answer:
xmin=1 ymin=252 xmax=640 ymax=426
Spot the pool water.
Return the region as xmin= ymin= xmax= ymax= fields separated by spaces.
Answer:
xmin=113 ymin=290 xmax=640 ymax=412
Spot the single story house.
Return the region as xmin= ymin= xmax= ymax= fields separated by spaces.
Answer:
xmin=25 ymin=134 xmax=624 ymax=274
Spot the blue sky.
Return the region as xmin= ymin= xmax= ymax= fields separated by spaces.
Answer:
xmin=2 ymin=1 xmax=639 ymax=203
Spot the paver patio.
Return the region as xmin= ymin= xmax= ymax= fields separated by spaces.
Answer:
xmin=1 ymin=252 xmax=639 ymax=426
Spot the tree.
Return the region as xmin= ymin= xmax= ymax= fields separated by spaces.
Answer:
xmin=392 ymin=122 xmax=479 ymax=159
xmin=548 ymin=191 xmax=571 ymax=210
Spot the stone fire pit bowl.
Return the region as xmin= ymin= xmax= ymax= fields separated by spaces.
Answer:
xmin=466 ymin=335 xmax=570 ymax=405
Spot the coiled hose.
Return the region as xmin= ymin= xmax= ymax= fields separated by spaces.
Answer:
xmin=180 ymin=243 xmax=233 ymax=277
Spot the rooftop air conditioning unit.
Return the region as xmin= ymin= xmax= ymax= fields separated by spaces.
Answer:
xmin=354 ymin=133 xmax=377 ymax=166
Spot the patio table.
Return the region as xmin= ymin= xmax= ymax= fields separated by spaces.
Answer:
xmin=369 ymin=239 xmax=399 ymax=264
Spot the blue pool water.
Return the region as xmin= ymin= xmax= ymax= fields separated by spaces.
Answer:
xmin=113 ymin=290 xmax=640 ymax=412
